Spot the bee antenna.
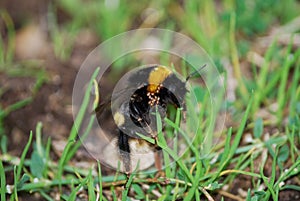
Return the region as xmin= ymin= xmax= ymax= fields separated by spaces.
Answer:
xmin=185 ymin=64 xmax=207 ymax=82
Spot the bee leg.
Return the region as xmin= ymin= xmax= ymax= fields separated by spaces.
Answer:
xmin=154 ymin=149 xmax=162 ymax=170
xmin=153 ymin=139 xmax=165 ymax=177
xmin=118 ymin=130 xmax=131 ymax=174
xmin=150 ymin=130 xmax=164 ymax=177
xmin=154 ymin=150 xmax=165 ymax=177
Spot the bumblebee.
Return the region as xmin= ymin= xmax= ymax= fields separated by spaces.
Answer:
xmin=97 ymin=65 xmax=203 ymax=173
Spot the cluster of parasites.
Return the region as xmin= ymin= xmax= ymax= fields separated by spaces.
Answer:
xmin=147 ymin=84 xmax=163 ymax=106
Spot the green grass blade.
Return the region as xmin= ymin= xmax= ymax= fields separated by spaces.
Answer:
xmin=289 ymin=50 xmax=300 ymax=117
xmin=182 ymin=118 xmax=203 ymax=200
xmin=69 ymin=185 xmax=83 ymax=201
xmin=135 ymin=133 xmax=155 ymax=144
xmin=69 ymin=67 xmax=100 ymax=142
xmin=229 ymin=12 xmax=247 ymax=99
xmin=157 ymin=142 xmax=193 ymax=183
xmin=65 ymin=114 xmax=96 ymax=162
xmin=270 ymin=148 xmax=279 ymax=200
xmin=252 ymin=40 xmax=277 ymax=116
xmin=87 ymin=169 xmax=96 ymax=201
xmin=210 ymin=127 xmax=232 ymax=182
xmin=0 ymin=10 xmax=15 ymax=64
xmin=276 ymin=158 xmax=300 ymax=186
xmin=44 ymin=137 xmax=51 ymax=178
xmin=39 ymin=190 xmax=54 ymax=201
xmin=132 ymin=184 xmax=145 ymax=200
xmin=10 ymin=166 xmax=18 ymax=201
xmin=155 ymin=109 xmax=172 ymax=178
xmin=277 ymin=40 xmax=294 ymax=122
xmin=261 ymin=170 xmax=276 ymax=201
xmin=163 ymin=118 xmax=196 ymax=182
xmin=281 ymin=184 xmax=300 ymax=191
xmin=16 ymin=131 xmax=33 ymax=180
xmin=0 ymin=160 xmax=6 ymax=201
xmin=97 ymin=161 xmax=103 ymax=201
xmin=57 ymin=138 xmax=76 ymax=180
xmin=184 ymin=173 xmax=201 ymax=201
xmin=0 ymin=98 xmax=32 ymax=119
xmin=121 ymin=165 xmax=138 ymax=201
xmin=57 ymin=67 xmax=100 ymax=181
xmin=220 ymin=127 xmax=233 ymax=165
xmin=35 ymin=122 xmax=43 ymax=157
xmin=229 ymin=94 xmax=254 ymax=158
xmin=253 ymin=118 xmax=263 ymax=139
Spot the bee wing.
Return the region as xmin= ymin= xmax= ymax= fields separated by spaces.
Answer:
xmin=93 ymin=84 xmax=156 ymax=172
xmin=94 ymin=84 xmax=136 ymax=135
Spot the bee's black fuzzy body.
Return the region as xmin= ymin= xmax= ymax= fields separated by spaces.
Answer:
xmin=114 ymin=65 xmax=188 ymax=172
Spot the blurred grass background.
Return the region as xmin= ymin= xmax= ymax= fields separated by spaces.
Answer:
xmin=0 ymin=0 xmax=300 ymax=200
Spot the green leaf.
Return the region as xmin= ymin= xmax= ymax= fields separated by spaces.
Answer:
xmin=0 ymin=135 xmax=7 ymax=154
xmin=246 ymin=189 xmax=251 ymax=201
xmin=30 ymin=151 xmax=45 ymax=178
xmin=16 ymin=174 xmax=30 ymax=188
xmin=177 ymin=168 xmax=187 ymax=181
xmin=254 ymin=190 xmax=266 ymax=196
xmin=281 ymin=184 xmax=300 ymax=191
xmin=206 ymin=182 xmax=222 ymax=190
xmin=251 ymin=196 xmax=258 ymax=201
xmin=254 ymin=118 xmax=263 ymax=138
xmin=132 ymin=184 xmax=144 ymax=200
xmin=278 ymin=144 xmax=289 ymax=162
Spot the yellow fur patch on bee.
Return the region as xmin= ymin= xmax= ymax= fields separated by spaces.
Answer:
xmin=113 ymin=111 xmax=125 ymax=126
xmin=147 ymin=66 xmax=171 ymax=93
xmin=128 ymin=139 xmax=154 ymax=153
